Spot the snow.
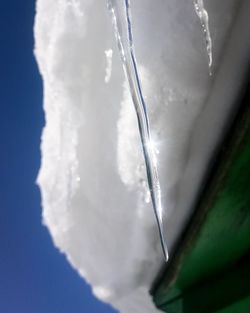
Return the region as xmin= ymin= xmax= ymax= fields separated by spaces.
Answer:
xmin=104 ymin=49 xmax=113 ymax=83
xmin=34 ymin=0 xmax=250 ymax=312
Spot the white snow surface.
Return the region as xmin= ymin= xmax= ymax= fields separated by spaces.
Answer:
xmin=34 ymin=0 xmax=249 ymax=312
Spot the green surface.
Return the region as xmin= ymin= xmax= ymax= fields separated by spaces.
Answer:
xmin=215 ymin=296 xmax=250 ymax=313
xmin=153 ymin=105 xmax=250 ymax=312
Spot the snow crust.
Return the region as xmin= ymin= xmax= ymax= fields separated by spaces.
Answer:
xmin=34 ymin=0 xmax=248 ymax=312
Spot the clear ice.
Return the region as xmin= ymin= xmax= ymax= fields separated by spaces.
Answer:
xmin=107 ymin=0 xmax=168 ymax=261
xmin=194 ymin=0 xmax=213 ymax=74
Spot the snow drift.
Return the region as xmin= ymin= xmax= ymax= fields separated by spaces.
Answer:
xmin=34 ymin=0 xmax=250 ymax=312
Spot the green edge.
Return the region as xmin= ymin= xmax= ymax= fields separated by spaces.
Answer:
xmin=153 ymin=100 xmax=250 ymax=312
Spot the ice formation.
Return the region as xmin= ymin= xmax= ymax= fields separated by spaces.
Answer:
xmin=107 ymin=0 xmax=167 ymax=260
xmin=104 ymin=49 xmax=113 ymax=83
xmin=34 ymin=0 xmax=248 ymax=312
xmin=194 ymin=0 xmax=213 ymax=73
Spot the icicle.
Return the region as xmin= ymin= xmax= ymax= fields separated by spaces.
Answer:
xmin=194 ymin=0 xmax=213 ymax=75
xmin=107 ymin=0 xmax=168 ymax=261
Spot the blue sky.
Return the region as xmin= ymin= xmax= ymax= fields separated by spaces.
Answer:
xmin=0 ymin=1 xmax=118 ymax=312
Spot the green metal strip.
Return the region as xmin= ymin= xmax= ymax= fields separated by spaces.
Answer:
xmin=214 ymin=296 xmax=250 ymax=313
xmin=153 ymin=97 xmax=250 ymax=312
xmin=157 ymin=254 xmax=250 ymax=313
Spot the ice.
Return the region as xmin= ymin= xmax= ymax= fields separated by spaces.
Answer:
xmin=34 ymin=0 xmax=248 ymax=312
xmin=194 ymin=0 xmax=213 ymax=74
xmin=104 ymin=49 xmax=113 ymax=83
xmin=107 ymin=0 xmax=168 ymax=260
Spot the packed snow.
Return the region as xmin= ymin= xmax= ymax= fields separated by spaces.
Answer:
xmin=34 ymin=0 xmax=250 ymax=312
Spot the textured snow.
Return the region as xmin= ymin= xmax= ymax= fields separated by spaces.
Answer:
xmin=104 ymin=49 xmax=113 ymax=83
xmin=34 ymin=0 xmax=249 ymax=312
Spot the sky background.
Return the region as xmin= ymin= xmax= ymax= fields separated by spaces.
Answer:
xmin=0 ymin=1 xmax=117 ymax=312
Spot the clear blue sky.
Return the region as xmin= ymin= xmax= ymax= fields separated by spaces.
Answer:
xmin=0 ymin=1 xmax=118 ymax=312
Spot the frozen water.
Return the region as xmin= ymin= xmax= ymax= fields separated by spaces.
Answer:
xmin=105 ymin=49 xmax=113 ymax=83
xmin=107 ymin=0 xmax=168 ymax=260
xmin=194 ymin=0 xmax=213 ymax=74
xmin=34 ymin=0 xmax=249 ymax=312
